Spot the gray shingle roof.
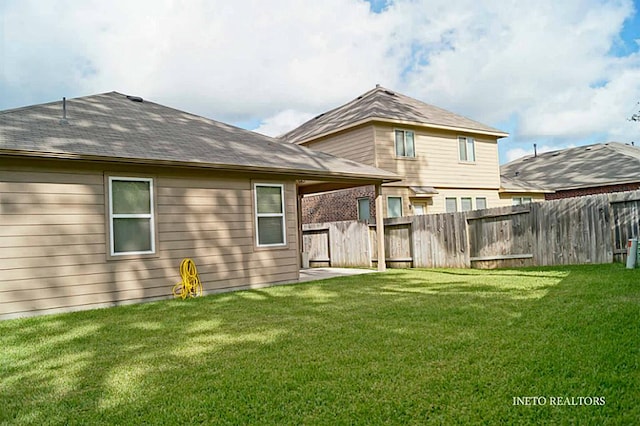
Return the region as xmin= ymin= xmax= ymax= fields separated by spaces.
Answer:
xmin=500 ymin=142 xmax=640 ymax=191
xmin=279 ymin=86 xmax=508 ymax=144
xmin=0 ymin=92 xmax=398 ymax=182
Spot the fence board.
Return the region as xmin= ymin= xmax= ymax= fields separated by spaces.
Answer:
xmin=302 ymin=227 xmax=330 ymax=267
xmin=610 ymin=195 xmax=640 ymax=262
xmin=303 ymin=190 xmax=634 ymax=269
xmin=330 ymin=220 xmax=370 ymax=267
xmin=411 ymin=212 xmax=468 ymax=268
xmin=468 ymin=205 xmax=534 ymax=268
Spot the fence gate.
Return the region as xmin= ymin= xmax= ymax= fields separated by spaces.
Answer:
xmin=467 ymin=205 xmax=534 ymax=269
xmin=302 ymin=227 xmax=330 ymax=267
xmin=369 ymin=219 xmax=413 ymax=268
xmin=609 ymin=192 xmax=640 ymax=262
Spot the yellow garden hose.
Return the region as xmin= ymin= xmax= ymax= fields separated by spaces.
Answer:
xmin=172 ymin=258 xmax=203 ymax=299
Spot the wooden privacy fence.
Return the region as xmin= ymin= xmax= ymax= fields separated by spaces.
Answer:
xmin=302 ymin=190 xmax=640 ymax=268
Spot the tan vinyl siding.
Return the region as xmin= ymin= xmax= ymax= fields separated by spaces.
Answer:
xmin=429 ymin=188 xmax=507 ymax=214
xmin=374 ymin=124 xmax=501 ymax=188
xmin=302 ymin=125 xmax=375 ymax=166
xmin=498 ymin=192 xmax=546 ymax=205
xmin=380 ymin=187 xmax=412 ymax=218
xmin=0 ymin=160 xmax=299 ymax=319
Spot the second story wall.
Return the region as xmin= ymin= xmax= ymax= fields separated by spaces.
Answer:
xmin=374 ymin=124 xmax=501 ymax=189
xmin=302 ymin=125 xmax=376 ymax=166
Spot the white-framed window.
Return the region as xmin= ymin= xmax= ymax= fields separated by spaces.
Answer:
xmin=458 ymin=136 xmax=475 ymax=162
xmin=445 ymin=197 xmax=457 ymax=213
xmin=512 ymin=197 xmax=532 ymax=206
xmin=357 ymin=197 xmax=371 ymax=221
xmin=108 ymin=177 xmax=155 ymax=256
xmin=476 ymin=197 xmax=487 ymax=210
xmin=461 ymin=197 xmax=473 ymax=212
xmin=395 ymin=129 xmax=415 ymax=158
xmin=254 ymin=183 xmax=286 ymax=247
xmin=387 ymin=196 xmax=403 ymax=218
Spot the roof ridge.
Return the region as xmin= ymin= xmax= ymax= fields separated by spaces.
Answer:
xmin=604 ymin=141 xmax=640 ymax=160
xmin=390 ymin=89 xmax=506 ymax=133
xmin=280 ymin=85 xmax=508 ymax=143
xmin=0 ymin=91 xmax=121 ymax=116
xmin=278 ymin=86 xmax=382 ymax=139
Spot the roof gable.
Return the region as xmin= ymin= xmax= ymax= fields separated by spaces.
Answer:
xmin=279 ymin=86 xmax=508 ymax=144
xmin=0 ymin=92 xmax=397 ymax=182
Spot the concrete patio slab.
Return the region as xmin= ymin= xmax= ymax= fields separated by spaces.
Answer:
xmin=296 ymin=267 xmax=377 ymax=283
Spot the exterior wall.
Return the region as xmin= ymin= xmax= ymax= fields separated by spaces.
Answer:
xmin=499 ymin=192 xmax=547 ymax=205
xmin=301 ymin=125 xmax=375 ymax=166
xmin=300 ymin=186 xmax=508 ymax=222
xmin=545 ymin=182 xmax=640 ymax=200
xmin=374 ymin=124 xmax=501 ymax=189
xmin=431 ymin=188 xmax=506 ymax=213
xmin=301 ymin=185 xmax=375 ymax=224
xmin=0 ymin=158 xmax=299 ymax=319
xmin=300 ymin=186 xmax=418 ymax=222
xmin=299 ymin=122 xmax=506 ymax=223
xmin=381 ymin=186 xmax=412 ymax=217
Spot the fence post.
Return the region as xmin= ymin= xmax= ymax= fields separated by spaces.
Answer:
xmin=375 ymin=184 xmax=386 ymax=272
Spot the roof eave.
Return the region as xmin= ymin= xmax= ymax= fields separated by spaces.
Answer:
xmin=499 ymin=187 xmax=554 ymax=194
xmin=294 ymin=117 xmax=508 ymax=145
xmin=551 ymin=179 xmax=640 ymax=192
xmin=0 ymin=149 xmax=400 ymax=184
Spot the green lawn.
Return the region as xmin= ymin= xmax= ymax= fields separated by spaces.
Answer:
xmin=1 ymin=264 xmax=638 ymax=425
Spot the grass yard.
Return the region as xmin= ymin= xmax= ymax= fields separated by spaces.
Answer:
xmin=1 ymin=264 xmax=639 ymax=424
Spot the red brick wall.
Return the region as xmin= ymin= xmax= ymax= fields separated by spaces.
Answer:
xmin=302 ymin=185 xmax=376 ymax=224
xmin=545 ymin=182 xmax=640 ymax=200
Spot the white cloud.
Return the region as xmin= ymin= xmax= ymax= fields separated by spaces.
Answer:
xmin=1 ymin=0 xmax=401 ymax=121
xmin=253 ymin=109 xmax=315 ymax=137
xmin=2 ymin=0 xmax=640 ymax=155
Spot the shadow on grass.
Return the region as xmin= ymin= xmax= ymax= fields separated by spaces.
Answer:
xmin=1 ymin=263 xmax=638 ymax=424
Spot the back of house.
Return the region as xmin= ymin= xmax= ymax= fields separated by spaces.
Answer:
xmin=280 ymin=85 xmax=514 ymax=223
xmin=0 ymin=92 xmax=396 ymax=319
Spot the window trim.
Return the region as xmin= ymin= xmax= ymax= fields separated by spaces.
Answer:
xmin=108 ymin=176 xmax=156 ymax=257
xmin=254 ymin=183 xmax=287 ymax=248
xmin=394 ymin=129 xmax=416 ymax=158
xmin=458 ymin=136 xmax=476 ymax=163
xmin=357 ymin=197 xmax=371 ymax=221
xmin=387 ymin=196 xmax=403 ymax=218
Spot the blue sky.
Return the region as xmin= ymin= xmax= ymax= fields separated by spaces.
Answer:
xmin=1 ymin=0 xmax=640 ymax=163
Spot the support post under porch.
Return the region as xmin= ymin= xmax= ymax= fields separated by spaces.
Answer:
xmin=375 ymin=184 xmax=386 ymax=272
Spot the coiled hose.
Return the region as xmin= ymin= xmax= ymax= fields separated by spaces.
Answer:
xmin=172 ymin=258 xmax=203 ymax=299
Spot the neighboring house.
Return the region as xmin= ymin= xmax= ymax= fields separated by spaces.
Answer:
xmin=500 ymin=142 xmax=640 ymax=201
xmin=0 ymin=92 xmax=396 ymax=319
xmin=279 ymin=85 xmax=510 ymax=223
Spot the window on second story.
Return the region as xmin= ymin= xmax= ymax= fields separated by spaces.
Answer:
xmin=458 ymin=136 xmax=475 ymax=162
xmin=395 ymin=130 xmax=415 ymax=158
